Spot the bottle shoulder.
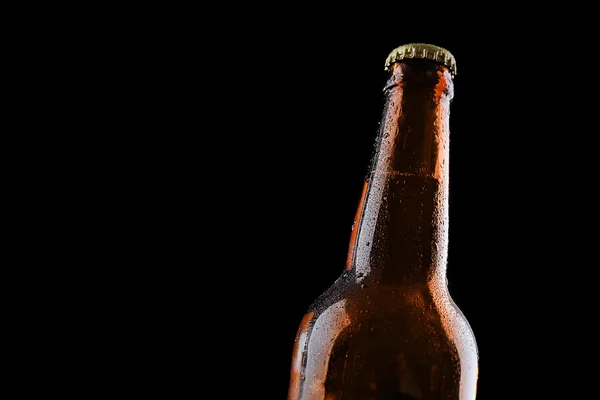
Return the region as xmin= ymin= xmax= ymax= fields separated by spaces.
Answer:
xmin=305 ymin=272 xmax=476 ymax=342
xmin=308 ymin=272 xmax=449 ymax=313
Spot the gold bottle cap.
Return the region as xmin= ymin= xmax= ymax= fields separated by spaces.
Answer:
xmin=384 ymin=43 xmax=457 ymax=76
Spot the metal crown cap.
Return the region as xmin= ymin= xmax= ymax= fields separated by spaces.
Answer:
xmin=384 ymin=43 xmax=457 ymax=76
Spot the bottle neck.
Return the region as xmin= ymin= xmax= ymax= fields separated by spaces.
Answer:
xmin=346 ymin=60 xmax=454 ymax=286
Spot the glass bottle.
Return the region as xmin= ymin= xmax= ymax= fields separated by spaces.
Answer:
xmin=287 ymin=43 xmax=478 ymax=400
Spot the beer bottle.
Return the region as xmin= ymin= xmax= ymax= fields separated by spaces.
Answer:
xmin=287 ymin=43 xmax=478 ymax=400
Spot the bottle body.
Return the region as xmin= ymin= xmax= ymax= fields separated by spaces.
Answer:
xmin=288 ymin=49 xmax=478 ymax=400
xmin=288 ymin=271 xmax=478 ymax=400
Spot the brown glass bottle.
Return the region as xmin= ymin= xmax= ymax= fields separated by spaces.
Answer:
xmin=287 ymin=44 xmax=478 ymax=400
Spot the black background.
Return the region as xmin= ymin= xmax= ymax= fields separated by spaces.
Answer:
xmin=13 ymin=3 xmax=599 ymax=398
xmin=99 ymin=7 xmax=593 ymax=399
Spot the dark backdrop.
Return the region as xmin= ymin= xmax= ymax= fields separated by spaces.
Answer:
xmin=111 ymin=7 xmax=590 ymax=400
